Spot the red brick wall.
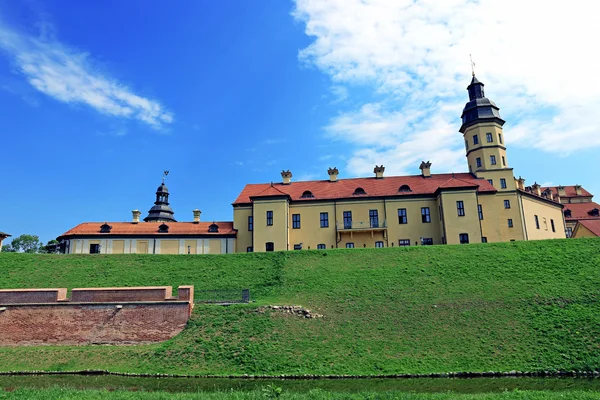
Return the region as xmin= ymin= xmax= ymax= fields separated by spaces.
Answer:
xmin=0 ymin=289 xmax=67 ymax=304
xmin=0 ymin=286 xmax=193 ymax=346
xmin=71 ymin=287 xmax=172 ymax=302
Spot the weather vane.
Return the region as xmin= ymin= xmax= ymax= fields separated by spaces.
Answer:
xmin=470 ymin=54 xmax=476 ymax=77
xmin=162 ymin=170 xmax=169 ymax=184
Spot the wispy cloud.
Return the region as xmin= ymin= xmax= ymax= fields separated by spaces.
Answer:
xmin=0 ymin=20 xmax=173 ymax=129
xmin=292 ymin=0 xmax=600 ymax=175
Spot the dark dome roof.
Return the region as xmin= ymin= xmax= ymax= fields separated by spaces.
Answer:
xmin=156 ymin=183 xmax=169 ymax=193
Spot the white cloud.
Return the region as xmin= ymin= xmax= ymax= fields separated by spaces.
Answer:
xmin=0 ymin=21 xmax=172 ymax=129
xmin=292 ymin=0 xmax=600 ymax=175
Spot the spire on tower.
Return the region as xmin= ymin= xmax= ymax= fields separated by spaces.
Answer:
xmin=470 ymin=54 xmax=476 ymax=77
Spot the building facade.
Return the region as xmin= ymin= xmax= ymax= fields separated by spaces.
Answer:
xmin=0 ymin=232 xmax=10 ymax=251
xmin=540 ymin=185 xmax=600 ymax=238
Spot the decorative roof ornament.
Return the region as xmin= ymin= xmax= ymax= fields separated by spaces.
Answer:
xmin=162 ymin=170 xmax=169 ymax=184
xmin=470 ymin=54 xmax=476 ymax=77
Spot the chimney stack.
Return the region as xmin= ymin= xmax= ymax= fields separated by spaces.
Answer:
xmin=575 ymin=184 xmax=582 ymax=196
xmin=281 ymin=170 xmax=292 ymax=185
xmin=328 ymin=167 xmax=339 ymax=182
xmin=132 ymin=210 xmax=141 ymax=224
xmin=557 ymin=185 xmax=566 ymax=197
xmin=543 ymin=188 xmax=554 ymax=201
xmin=532 ymin=182 xmax=541 ymax=197
xmin=419 ymin=161 xmax=432 ymax=178
xmin=193 ymin=209 xmax=201 ymax=223
xmin=517 ymin=176 xmax=525 ymax=191
xmin=374 ymin=165 xmax=385 ymax=179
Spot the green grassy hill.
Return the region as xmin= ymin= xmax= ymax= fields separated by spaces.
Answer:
xmin=0 ymin=238 xmax=599 ymax=376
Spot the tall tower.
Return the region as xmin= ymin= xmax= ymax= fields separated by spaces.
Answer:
xmin=460 ymin=75 xmax=513 ymax=191
xmin=144 ymin=173 xmax=176 ymax=222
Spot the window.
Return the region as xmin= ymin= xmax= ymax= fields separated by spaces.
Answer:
xmin=248 ymin=216 xmax=253 ymax=231
xmin=476 ymin=157 xmax=482 ymax=168
xmin=473 ymin=134 xmax=479 ymax=145
xmin=504 ymin=200 xmax=511 ymax=209
xmin=508 ymin=219 xmax=514 ymax=228
xmin=421 ymin=207 xmax=431 ymax=223
xmin=343 ymin=211 xmax=352 ymax=229
xmin=590 ymin=208 xmax=600 ymax=217
xmin=482 ymin=237 xmax=488 ymax=243
xmin=498 ymin=133 xmax=503 ymax=144
xmin=353 ymin=187 xmax=367 ymax=195
xmin=208 ymin=223 xmax=219 ymax=233
xmin=456 ymin=201 xmax=465 ymax=217
xmin=246 ymin=246 xmax=253 ymax=253
xmin=398 ymin=185 xmax=412 ymax=193
xmin=300 ymin=190 xmax=314 ymax=198
xmin=266 ymin=211 xmax=273 ymax=226
xmin=551 ymin=219 xmax=556 ymax=232
xmin=399 ymin=239 xmax=410 ymax=246
xmin=317 ymin=244 xmax=326 ymax=250
xmin=100 ymin=223 xmax=112 ymax=233
xmin=490 ymin=155 xmax=497 ymax=165
xmin=478 ymin=204 xmax=483 ymax=220
xmin=564 ymin=209 xmax=572 ymax=218
xmin=265 ymin=242 xmax=274 ymax=252
xmin=465 ymin=140 xmax=468 ymax=150
xmin=534 ymin=215 xmax=540 ymax=229
xmin=89 ymin=244 xmax=100 ymax=254
xmin=398 ymin=208 xmax=407 ymax=224
xmin=486 ymin=132 xmax=493 ymax=142
xmin=375 ymin=241 xmax=384 ymax=248
xmin=158 ymin=223 xmax=169 ymax=233
xmin=293 ymin=244 xmax=302 ymax=250
xmin=502 ymin=156 xmax=506 ymax=166
xmin=369 ymin=210 xmax=379 ymax=228
xmin=488 ymin=179 xmax=493 ymax=186
xmin=566 ymin=227 xmax=573 ymax=237
xmin=421 ymin=238 xmax=433 ymax=245
xmin=292 ymin=214 xmax=301 ymax=229
xmin=346 ymin=242 xmax=354 ymax=248
xmin=459 ymin=233 xmax=469 ymax=244
xmin=500 ymin=178 xmax=507 ymax=189
xmin=320 ymin=212 xmax=329 ymax=228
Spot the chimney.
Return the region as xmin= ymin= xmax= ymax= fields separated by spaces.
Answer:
xmin=374 ymin=165 xmax=385 ymax=179
xmin=328 ymin=167 xmax=339 ymax=182
xmin=132 ymin=210 xmax=141 ymax=224
xmin=419 ymin=161 xmax=432 ymax=178
xmin=517 ymin=176 xmax=525 ymax=191
xmin=193 ymin=209 xmax=201 ymax=223
xmin=543 ymin=188 xmax=554 ymax=201
xmin=575 ymin=184 xmax=582 ymax=196
xmin=557 ymin=185 xmax=566 ymax=197
xmin=532 ymin=182 xmax=541 ymax=196
xmin=281 ymin=170 xmax=292 ymax=185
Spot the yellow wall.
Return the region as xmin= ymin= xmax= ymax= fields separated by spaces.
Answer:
xmin=385 ymin=198 xmax=441 ymax=246
xmin=161 ymin=240 xmax=179 ymax=254
xmin=478 ymin=192 xmax=525 ymax=242
xmin=438 ymin=190 xmax=482 ymax=244
xmin=209 ymin=239 xmax=221 ymax=254
xmin=137 ymin=240 xmax=149 ymax=254
xmin=184 ymin=240 xmax=197 ymax=254
xmin=233 ymin=206 xmax=253 ymax=252
xmin=252 ymin=198 xmax=289 ymax=252
xmin=463 ymin=123 xmax=508 ymax=173
xmin=112 ymin=240 xmax=125 ymax=254
xmin=287 ymin=202 xmax=336 ymax=249
xmin=519 ymin=194 xmax=566 ymax=240
xmin=572 ymin=223 xmax=598 ymax=238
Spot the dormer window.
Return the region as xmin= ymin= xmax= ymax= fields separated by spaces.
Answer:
xmin=589 ymin=208 xmax=600 ymax=217
xmin=158 ymin=223 xmax=169 ymax=233
xmin=564 ymin=210 xmax=572 ymax=218
xmin=398 ymin=185 xmax=412 ymax=193
xmin=100 ymin=223 xmax=112 ymax=233
xmin=353 ymin=187 xmax=367 ymax=196
xmin=300 ymin=190 xmax=314 ymax=199
xmin=208 ymin=223 xmax=219 ymax=233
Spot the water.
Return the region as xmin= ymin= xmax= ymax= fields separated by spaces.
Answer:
xmin=0 ymin=375 xmax=599 ymax=393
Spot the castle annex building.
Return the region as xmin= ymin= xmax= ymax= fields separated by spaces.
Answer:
xmin=59 ymin=75 xmax=581 ymax=254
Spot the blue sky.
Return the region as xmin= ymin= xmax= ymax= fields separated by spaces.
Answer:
xmin=1 ymin=0 xmax=599 ymax=244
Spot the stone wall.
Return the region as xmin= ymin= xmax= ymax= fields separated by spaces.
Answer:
xmin=0 ymin=286 xmax=193 ymax=346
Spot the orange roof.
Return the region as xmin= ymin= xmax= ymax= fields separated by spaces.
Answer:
xmin=233 ymin=173 xmax=496 ymax=205
xmin=576 ymin=219 xmax=600 ymax=236
xmin=563 ymin=202 xmax=600 ymax=221
xmin=542 ymin=185 xmax=593 ymax=198
xmin=58 ymin=222 xmax=236 ymax=238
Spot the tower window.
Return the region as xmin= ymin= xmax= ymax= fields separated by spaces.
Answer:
xmin=490 ymin=155 xmax=497 ymax=165
xmin=459 ymin=233 xmax=469 ymax=244
xmin=465 ymin=140 xmax=468 ymax=150
xmin=369 ymin=210 xmax=379 ymax=228
xmin=456 ymin=201 xmax=465 ymax=217
xmin=486 ymin=133 xmax=493 ymax=142
xmin=292 ymin=214 xmax=301 ymax=229
xmin=421 ymin=207 xmax=431 ymax=223
xmin=473 ymin=134 xmax=479 ymax=145
xmin=478 ymin=204 xmax=483 ymax=220
xmin=498 ymin=133 xmax=503 ymax=144
xmin=398 ymin=208 xmax=407 ymax=224
xmin=476 ymin=158 xmax=482 ymax=168
xmin=508 ymin=219 xmax=514 ymax=228
xmin=534 ymin=215 xmax=540 ymax=229
xmin=208 ymin=224 xmax=219 ymax=233
xmin=320 ymin=212 xmax=329 ymax=228
xmin=266 ymin=211 xmax=273 ymax=226
xmin=248 ymin=216 xmax=253 ymax=231
xmin=500 ymin=178 xmax=507 ymax=189
xmin=502 ymin=156 xmax=506 ymax=166
xmin=353 ymin=187 xmax=367 ymax=195
xmin=504 ymin=200 xmax=511 ymax=209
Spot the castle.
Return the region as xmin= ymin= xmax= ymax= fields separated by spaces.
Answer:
xmin=57 ymin=75 xmax=599 ymax=254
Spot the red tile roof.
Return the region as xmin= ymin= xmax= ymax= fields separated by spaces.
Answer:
xmin=542 ymin=185 xmax=593 ymax=198
xmin=563 ymin=202 xmax=600 ymax=221
xmin=58 ymin=222 xmax=236 ymax=238
xmin=233 ymin=173 xmax=496 ymax=205
xmin=576 ymin=219 xmax=600 ymax=236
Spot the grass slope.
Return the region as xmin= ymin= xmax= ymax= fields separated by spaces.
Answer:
xmin=0 ymin=238 xmax=598 ymax=375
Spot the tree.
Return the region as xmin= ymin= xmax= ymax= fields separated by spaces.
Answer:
xmin=9 ymin=234 xmax=42 ymax=253
xmin=39 ymin=240 xmax=60 ymax=254
xmin=1 ymin=244 xmax=15 ymax=252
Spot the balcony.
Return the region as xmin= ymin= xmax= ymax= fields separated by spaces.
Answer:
xmin=337 ymin=220 xmax=387 ymax=232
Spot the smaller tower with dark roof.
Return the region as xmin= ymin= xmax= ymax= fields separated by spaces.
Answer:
xmin=144 ymin=171 xmax=177 ymax=222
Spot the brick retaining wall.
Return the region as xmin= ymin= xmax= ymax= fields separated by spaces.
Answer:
xmin=0 ymin=286 xmax=193 ymax=346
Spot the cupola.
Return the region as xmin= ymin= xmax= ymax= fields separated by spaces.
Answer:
xmin=144 ymin=171 xmax=177 ymax=223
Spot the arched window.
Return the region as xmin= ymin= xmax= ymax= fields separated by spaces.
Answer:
xmin=353 ymin=187 xmax=367 ymax=196
xmin=300 ymin=190 xmax=314 ymax=198
xmin=398 ymin=185 xmax=412 ymax=193
xmin=208 ymin=223 xmax=219 ymax=233
xmin=564 ymin=210 xmax=572 ymax=218
xmin=100 ymin=223 xmax=112 ymax=233
xmin=158 ymin=223 xmax=169 ymax=233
